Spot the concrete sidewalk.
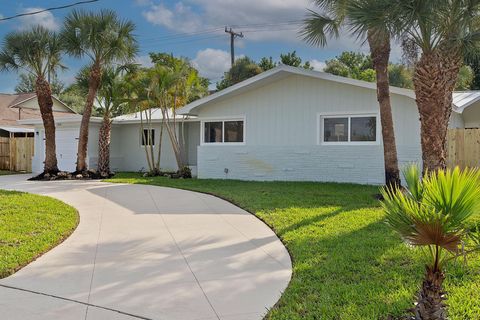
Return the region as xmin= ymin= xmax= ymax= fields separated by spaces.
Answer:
xmin=0 ymin=175 xmax=291 ymax=320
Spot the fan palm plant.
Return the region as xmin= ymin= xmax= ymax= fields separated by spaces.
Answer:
xmin=392 ymin=0 xmax=480 ymax=173
xmin=0 ymin=26 xmax=64 ymax=174
xmin=61 ymin=9 xmax=137 ymax=173
xmin=381 ymin=165 xmax=480 ymax=319
xmin=302 ymin=0 xmax=402 ymax=187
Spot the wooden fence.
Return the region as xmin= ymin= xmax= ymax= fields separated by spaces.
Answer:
xmin=0 ymin=137 xmax=34 ymax=172
xmin=446 ymin=129 xmax=480 ymax=169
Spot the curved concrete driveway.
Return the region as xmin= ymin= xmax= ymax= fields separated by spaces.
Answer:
xmin=0 ymin=175 xmax=291 ymax=320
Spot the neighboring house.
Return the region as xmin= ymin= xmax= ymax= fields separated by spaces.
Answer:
xmin=451 ymin=92 xmax=480 ymax=128
xmin=0 ymin=93 xmax=75 ymax=137
xmin=20 ymin=66 xmax=479 ymax=184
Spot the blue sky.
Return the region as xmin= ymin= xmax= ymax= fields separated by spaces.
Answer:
xmin=0 ymin=0 xmax=376 ymax=93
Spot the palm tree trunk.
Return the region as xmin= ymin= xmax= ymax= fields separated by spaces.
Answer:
xmin=35 ymin=76 xmax=59 ymax=174
xmin=162 ymin=108 xmax=185 ymax=169
xmin=76 ymin=62 xmax=102 ymax=173
xmin=155 ymin=118 xmax=164 ymax=170
xmin=139 ymin=108 xmax=153 ymax=172
xmin=413 ymin=50 xmax=462 ymax=173
xmin=414 ymin=265 xmax=446 ymax=320
xmin=367 ymin=31 xmax=401 ymax=187
xmin=97 ymin=113 xmax=112 ymax=176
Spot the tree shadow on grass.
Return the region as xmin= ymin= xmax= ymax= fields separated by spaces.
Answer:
xmin=268 ymin=215 xmax=425 ymax=320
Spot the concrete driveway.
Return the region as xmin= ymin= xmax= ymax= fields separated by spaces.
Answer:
xmin=0 ymin=175 xmax=291 ymax=320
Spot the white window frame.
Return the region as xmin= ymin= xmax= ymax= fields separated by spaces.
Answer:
xmin=317 ymin=112 xmax=380 ymax=146
xmin=140 ymin=128 xmax=156 ymax=147
xmin=200 ymin=116 xmax=246 ymax=146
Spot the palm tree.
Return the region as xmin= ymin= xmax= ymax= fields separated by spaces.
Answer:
xmin=392 ymin=0 xmax=480 ymax=173
xmin=122 ymin=68 xmax=161 ymax=174
xmin=302 ymin=0 xmax=402 ymax=187
xmin=76 ymin=64 xmax=130 ymax=176
xmin=61 ymin=9 xmax=137 ymax=173
xmin=148 ymin=56 xmax=209 ymax=171
xmin=0 ymin=26 xmax=64 ymax=174
xmin=381 ymin=165 xmax=480 ymax=319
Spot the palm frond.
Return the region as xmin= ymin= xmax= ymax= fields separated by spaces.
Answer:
xmin=301 ymin=10 xmax=341 ymax=47
xmin=381 ymin=165 xmax=480 ymax=260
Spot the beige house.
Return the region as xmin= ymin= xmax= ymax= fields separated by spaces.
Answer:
xmin=0 ymin=93 xmax=76 ymax=171
xmin=0 ymin=93 xmax=75 ymax=137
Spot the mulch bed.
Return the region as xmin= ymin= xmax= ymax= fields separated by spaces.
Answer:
xmin=29 ymin=170 xmax=114 ymax=181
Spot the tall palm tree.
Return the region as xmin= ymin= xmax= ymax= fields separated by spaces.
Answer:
xmin=61 ymin=9 xmax=137 ymax=173
xmin=302 ymin=0 xmax=402 ymax=187
xmin=76 ymin=64 xmax=130 ymax=176
xmin=381 ymin=165 xmax=480 ymax=319
xmin=0 ymin=26 xmax=64 ymax=174
xmin=392 ymin=0 xmax=480 ymax=173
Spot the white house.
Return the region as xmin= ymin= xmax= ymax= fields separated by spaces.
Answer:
xmin=20 ymin=65 xmax=480 ymax=184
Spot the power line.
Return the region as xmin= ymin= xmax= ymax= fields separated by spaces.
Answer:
xmin=0 ymin=0 xmax=100 ymax=21
xmin=138 ymin=20 xmax=304 ymax=42
xmin=140 ymin=35 xmax=225 ymax=48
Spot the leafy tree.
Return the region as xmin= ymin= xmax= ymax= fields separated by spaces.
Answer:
xmin=61 ymin=9 xmax=138 ymax=173
xmin=58 ymin=84 xmax=86 ymax=114
xmin=455 ymin=65 xmax=474 ymax=91
xmin=217 ymin=57 xmax=262 ymax=90
xmin=388 ymin=64 xmax=414 ymax=89
xmin=149 ymin=52 xmax=209 ymax=103
xmin=324 ymin=52 xmax=373 ymax=78
xmin=466 ymin=58 xmax=480 ymax=90
xmin=0 ymin=26 xmax=64 ymax=174
xmin=258 ymin=56 xmax=276 ymax=71
xmin=394 ymin=0 xmax=480 ymax=173
xmin=325 ymin=51 xmax=472 ymax=91
xmin=382 ymin=165 xmax=480 ymax=319
xmin=280 ymin=50 xmax=314 ymax=69
xmin=15 ymin=73 xmax=65 ymax=95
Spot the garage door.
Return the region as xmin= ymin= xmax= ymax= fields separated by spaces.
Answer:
xmin=56 ymin=128 xmax=78 ymax=172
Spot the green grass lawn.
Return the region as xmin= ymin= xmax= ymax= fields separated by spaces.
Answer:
xmin=106 ymin=173 xmax=480 ymax=320
xmin=0 ymin=190 xmax=79 ymax=278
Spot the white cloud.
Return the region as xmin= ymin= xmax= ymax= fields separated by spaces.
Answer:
xmin=19 ymin=8 xmax=59 ymax=31
xmin=135 ymin=55 xmax=154 ymax=67
xmin=310 ymin=59 xmax=326 ymax=71
xmin=141 ymin=0 xmax=368 ymax=50
xmin=142 ymin=0 xmax=313 ymax=42
xmin=143 ymin=3 xmax=202 ymax=32
xmin=192 ymin=48 xmax=231 ymax=80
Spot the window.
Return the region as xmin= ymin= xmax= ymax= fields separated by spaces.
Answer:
xmin=351 ymin=116 xmax=376 ymax=142
xmin=204 ymin=122 xmax=223 ymax=143
xmin=141 ymin=129 xmax=155 ymax=146
xmin=324 ymin=117 xmax=348 ymax=142
xmin=203 ymin=120 xmax=244 ymax=144
xmin=321 ymin=114 xmax=377 ymax=144
xmin=224 ymin=121 xmax=244 ymax=143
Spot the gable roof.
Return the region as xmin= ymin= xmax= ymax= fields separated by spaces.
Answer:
xmin=178 ymin=65 xmax=417 ymax=116
xmin=0 ymin=93 xmax=38 ymax=108
xmin=452 ymin=91 xmax=480 ymax=113
xmin=0 ymin=93 xmax=77 ymax=128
